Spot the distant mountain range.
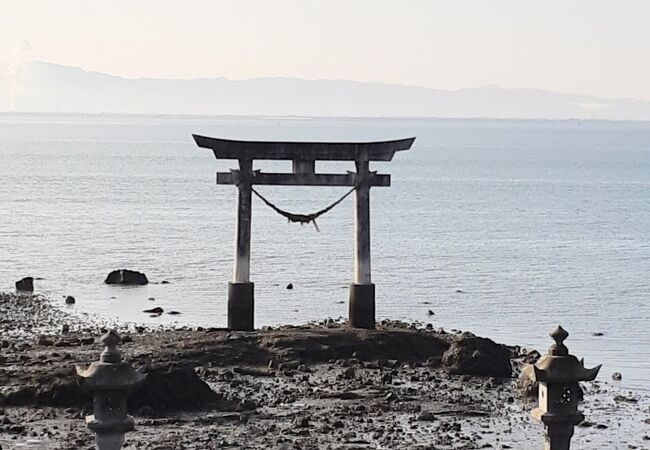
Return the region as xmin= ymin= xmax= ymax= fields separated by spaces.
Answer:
xmin=1 ymin=61 xmax=649 ymax=119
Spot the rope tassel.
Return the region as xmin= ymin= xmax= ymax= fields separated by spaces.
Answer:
xmin=251 ymin=186 xmax=355 ymax=232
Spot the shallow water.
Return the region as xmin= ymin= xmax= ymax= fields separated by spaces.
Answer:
xmin=1 ymin=113 xmax=648 ymax=390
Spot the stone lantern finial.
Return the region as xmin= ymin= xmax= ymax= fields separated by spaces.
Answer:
xmin=548 ymin=326 xmax=569 ymax=356
xmin=100 ymin=330 xmax=122 ymax=363
xmin=523 ymin=326 xmax=601 ymax=450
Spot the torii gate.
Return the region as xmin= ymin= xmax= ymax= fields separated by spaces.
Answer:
xmin=193 ymin=135 xmax=415 ymax=331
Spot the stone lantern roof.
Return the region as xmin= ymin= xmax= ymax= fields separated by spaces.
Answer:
xmin=523 ymin=326 xmax=601 ymax=383
xmin=76 ymin=330 xmax=146 ymax=390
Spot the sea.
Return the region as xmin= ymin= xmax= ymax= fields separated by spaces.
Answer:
xmin=0 ymin=113 xmax=648 ymax=390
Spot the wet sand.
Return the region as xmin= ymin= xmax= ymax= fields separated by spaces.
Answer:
xmin=0 ymin=292 xmax=648 ymax=449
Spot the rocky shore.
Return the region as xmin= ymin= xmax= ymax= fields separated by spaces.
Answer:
xmin=0 ymin=292 xmax=648 ymax=449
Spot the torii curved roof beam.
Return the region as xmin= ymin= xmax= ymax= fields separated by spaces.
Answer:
xmin=192 ymin=135 xmax=415 ymax=161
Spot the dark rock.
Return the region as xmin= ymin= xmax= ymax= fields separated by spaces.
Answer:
xmin=65 ymin=296 xmax=75 ymax=305
xmin=61 ymin=324 xmax=70 ymax=333
xmin=286 ymin=283 xmax=293 ymax=290
xmin=1 ymin=368 xmax=91 ymax=408
xmin=427 ymin=310 xmax=435 ymax=316
xmin=54 ymin=338 xmax=79 ymax=347
xmin=37 ymin=336 xmax=54 ymax=346
xmin=104 ymin=269 xmax=148 ymax=286
xmin=4 ymin=386 xmax=37 ymax=406
xmin=6 ymin=365 xmax=226 ymax=415
xmin=129 ymin=365 xmax=227 ymax=413
xmin=161 ymin=280 xmax=170 ymax=284
xmin=8 ymin=424 xmax=25 ymax=434
xmin=167 ymin=311 xmax=181 ymax=315
xmin=263 ymin=329 xmax=449 ymax=364
xmin=442 ymin=333 xmax=512 ymax=378
xmin=418 ymin=411 xmax=436 ymax=422
xmin=292 ymin=416 xmax=310 ymax=428
xmin=143 ymin=307 xmax=164 ymax=314
xmin=521 ymin=349 xmax=541 ymax=364
xmin=613 ymin=395 xmax=638 ymax=403
xmin=35 ymin=379 xmax=89 ymax=407
xmin=15 ymin=277 xmax=34 ymax=292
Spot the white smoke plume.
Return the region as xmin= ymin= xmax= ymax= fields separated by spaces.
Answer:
xmin=7 ymin=39 xmax=33 ymax=110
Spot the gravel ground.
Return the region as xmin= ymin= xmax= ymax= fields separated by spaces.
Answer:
xmin=0 ymin=292 xmax=648 ymax=449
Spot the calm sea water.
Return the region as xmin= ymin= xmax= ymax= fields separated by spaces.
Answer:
xmin=1 ymin=113 xmax=648 ymax=390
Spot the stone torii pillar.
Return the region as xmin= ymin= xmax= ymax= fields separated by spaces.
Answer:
xmin=193 ymin=135 xmax=415 ymax=331
xmin=350 ymin=159 xmax=374 ymax=328
xmin=230 ymin=158 xmax=254 ymax=330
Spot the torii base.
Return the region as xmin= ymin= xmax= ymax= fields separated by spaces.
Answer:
xmin=349 ymin=283 xmax=375 ymax=329
xmin=228 ymin=282 xmax=254 ymax=331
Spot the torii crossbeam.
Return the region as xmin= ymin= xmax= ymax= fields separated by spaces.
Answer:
xmin=193 ymin=134 xmax=415 ymax=331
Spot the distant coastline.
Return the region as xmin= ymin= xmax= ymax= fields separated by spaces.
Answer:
xmin=2 ymin=61 xmax=650 ymax=120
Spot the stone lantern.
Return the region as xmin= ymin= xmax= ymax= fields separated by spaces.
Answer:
xmin=76 ymin=330 xmax=146 ymax=450
xmin=523 ymin=325 xmax=601 ymax=450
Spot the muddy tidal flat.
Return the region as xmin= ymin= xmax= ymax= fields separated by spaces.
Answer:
xmin=0 ymin=292 xmax=648 ymax=449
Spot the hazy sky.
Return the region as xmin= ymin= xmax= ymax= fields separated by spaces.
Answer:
xmin=2 ymin=0 xmax=649 ymax=100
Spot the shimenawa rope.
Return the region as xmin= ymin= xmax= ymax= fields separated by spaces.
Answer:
xmin=251 ymin=186 xmax=355 ymax=232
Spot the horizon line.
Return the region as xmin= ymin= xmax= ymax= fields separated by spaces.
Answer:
xmin=1 ymin=110 xmax=649 ymax=124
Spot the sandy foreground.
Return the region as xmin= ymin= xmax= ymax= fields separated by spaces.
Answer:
xmin=0 ymin=292 xmax=648 ymax=450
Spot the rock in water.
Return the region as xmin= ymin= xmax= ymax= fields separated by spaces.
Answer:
xmin=15 ymin=277 xmax=34 ymax=292
xmin=286 ymin=283 xmax=294 ymax=290
xmin=143 ymin=307 xmax=164 ymax=314
xmin=442 ymin=332 xmax=512 ymax=378
xmin=104 ymin=269 xmax=148 ymax=285
xmin=65 ymin=296 xmax=75 ymax=304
